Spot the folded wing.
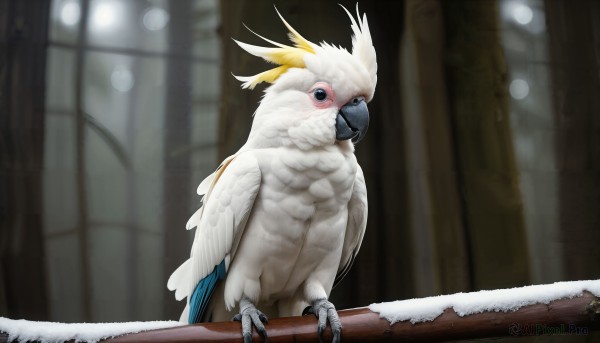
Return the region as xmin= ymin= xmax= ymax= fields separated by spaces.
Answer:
xmin=167 ymin=152 xmax=262 ymax=321
xmin=334 ymin=165 xmax=367 ymax=288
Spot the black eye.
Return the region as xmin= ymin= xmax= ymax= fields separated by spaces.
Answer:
xmin=313 ymin=88 xmax=327 ymax=101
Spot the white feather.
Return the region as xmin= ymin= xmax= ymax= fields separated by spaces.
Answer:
xmin=242 ymin=23 xmax=290 ymax=49
xmin=167 ymin=259 xmax=191 ymax=301
xmin=196 ymin=172 xmax=215 ymax=195
xmin=185 ymin=207 xmax=202 ymax=230
xmin=169 ymin=153 xmax=262 ymax=303
xmin=339 ymin=4 xmax=377 ymax=100
xmin=338 ymin=165 xmax=368 ymax=274
xmin=232 ymin=39 xmax=280 ymax=61
xmin=233 ymin=74 xmax=258 ymax=90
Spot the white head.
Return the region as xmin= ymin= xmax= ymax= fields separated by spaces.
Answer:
xmin=234 ymin=5 xmax=377 ymax=151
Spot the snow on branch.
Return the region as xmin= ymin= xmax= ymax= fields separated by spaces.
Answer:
xmin=1 ymin=280 xmax=599 ymax=343
xmin=369 ymin=279 xmax=600 ymax=324
xmin=0 ymin=320 xmax=182 ymax=343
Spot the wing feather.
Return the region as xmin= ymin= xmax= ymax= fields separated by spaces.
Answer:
xmin=196 ymin=172 xmax=215 ymax=196
xmin=168 ymin=152 xmax=262 ymax=302
xmin=334 ymin=165 xmax=367 ymax=288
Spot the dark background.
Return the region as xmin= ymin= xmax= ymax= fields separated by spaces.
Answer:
xmin=1 ymin=1 xmax=599 ymax=341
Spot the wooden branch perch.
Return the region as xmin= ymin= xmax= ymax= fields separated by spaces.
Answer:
xmin=105 ymin=292 xmax=600 ymax=343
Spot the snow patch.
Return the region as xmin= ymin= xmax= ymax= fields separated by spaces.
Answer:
xmin=369 ymin=279 xmax=600 ymax=325
xmin=0 ymin=318 xmax=183 ymax=343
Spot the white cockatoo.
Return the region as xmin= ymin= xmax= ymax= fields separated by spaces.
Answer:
xmin=168 ymin=5 xmax=376 ymax=343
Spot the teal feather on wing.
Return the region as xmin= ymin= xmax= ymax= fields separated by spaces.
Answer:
xmin=188 ymin=260 xmax=227 ymax=323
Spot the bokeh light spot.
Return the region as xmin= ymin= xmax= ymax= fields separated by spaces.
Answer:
xmin=143 ymin=7 xmax=170 ymax=31
xmin=510 ymin=79 xmax=530 ymax=100
xmin=111 ymin=67 xmax=135 ymax=93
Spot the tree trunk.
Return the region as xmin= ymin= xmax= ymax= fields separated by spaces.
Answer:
xmin=441 ymin=0 xmax=530 ymax=289
xmin=545 ymin=0 xmax=600 ymax=282
xmin=163 ymin=0 xmax=194 ymax=320
xmin=401 ymin=0 xmax=471 ymax=297
xmin=0 ymin=0 xmax=50 ymax=320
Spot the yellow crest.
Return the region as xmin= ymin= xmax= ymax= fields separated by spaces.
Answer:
xmin=233 ymin=8 xmax=316 ymax=89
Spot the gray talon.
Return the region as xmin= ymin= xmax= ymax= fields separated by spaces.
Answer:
xmin=236 ymin=298 xmax=269 ymax=343
xmin=259 ymin=313 xmax=269 ymax=323
xmin=311 ymin=299 xmax=342 ymax=343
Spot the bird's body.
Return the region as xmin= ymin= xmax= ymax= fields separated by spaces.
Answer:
xmin=168 ymin=5 xmax=376 ymax=342
xmin=228 ymin=144 xmax=358 ymax=306
xmin=196 ymin=142 xmax=363 ymax=322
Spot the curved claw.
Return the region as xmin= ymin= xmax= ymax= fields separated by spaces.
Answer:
xmin=311 ymin=299 xmax=342 ymax=343
xmin=233 ymin=298 xmax=269 ymax=343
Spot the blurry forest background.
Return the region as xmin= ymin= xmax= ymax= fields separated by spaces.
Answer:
xmin=1 ymin=0 xmax=599 ymax=338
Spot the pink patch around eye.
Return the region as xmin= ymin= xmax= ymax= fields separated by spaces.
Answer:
xmin=309 ymin=82 xmax=336 ymax=109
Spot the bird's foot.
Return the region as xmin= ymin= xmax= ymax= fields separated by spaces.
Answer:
xmin=305 ymin=298 xmax=341 ymax=343
xmin=232 ymin=298 xmax=268 ymax=343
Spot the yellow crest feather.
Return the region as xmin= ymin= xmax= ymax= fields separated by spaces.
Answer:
xmin=234 ymin=8 xmax=316 ymax=89
xmin=275 ymin=7 xmax=315 ymax=55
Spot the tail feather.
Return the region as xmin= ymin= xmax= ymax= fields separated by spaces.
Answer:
xmin=188 ymin=260 xmax=227 ymax=323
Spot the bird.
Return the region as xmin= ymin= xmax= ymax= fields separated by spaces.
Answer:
xmin=167 ymin=5 xmax=376 ymax=343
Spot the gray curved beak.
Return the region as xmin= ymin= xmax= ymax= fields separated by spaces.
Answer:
xmin=335 ymin=97 xmax=369 ymax=143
